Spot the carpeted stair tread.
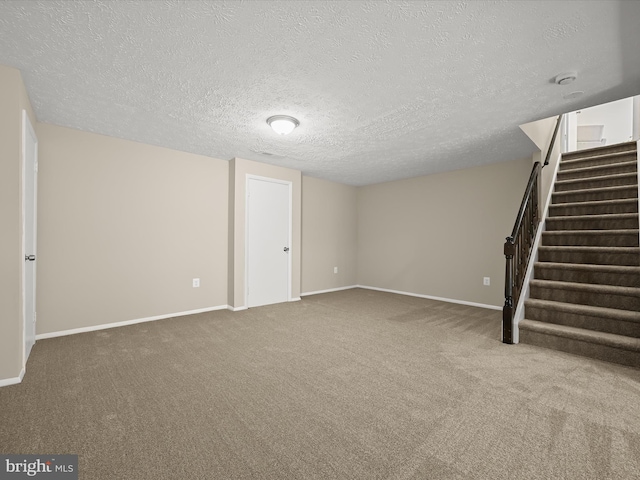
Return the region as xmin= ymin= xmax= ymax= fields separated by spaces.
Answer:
xmin=560 ymin=151 xmax=638 ymax=170
xmin=556 ymin=160 xmax=637 ymax=181
xmin=534 ymin=262 xmax=640 ymax=287
xmin=552 ymin=185 xmax=638 ymax=204
xmin=526 ymin=298 xmax=640 ymax=324
xmin=548 ymin=213 xmax=638 ymax=221
xmin=519 ymin=319 xmax=640 ymax=353
xmin=538 ymin=245 xmax=640 ymax=254
xmin=524 ymin=298 xmax=640 ymax=337
xmin=548 ymin=198 xmax=638 ymax=216
xmin=542 ymin=229 xmax=639 ymax=247
xmin=530 ymin=279 xmax=640 ymax=297
xmin=545 ymin=212 xmax=639 ymax=231
xmin=560 ymin=141 xmax=637 ymax=162
xmin=530 ymin=279 xmax=640 ymax=311
xmin=537 ymin=246 xmax=640 ymax=266
xmin=554 ymin=172 xmax=638 ymax=192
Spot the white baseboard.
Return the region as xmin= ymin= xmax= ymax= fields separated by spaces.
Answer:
xmin=228 ymin=306 xmax=248 ymax=312
xmin=35 ymin=305 xmax=229 ymax=340
xmin=229 ymin=298 xmax=301 ymax=310
xmin=357 ymin=285 xmax=501 ymax=311
xmin=301 ymin=285 xmax=358 ymax=297
xmin=0 ymin=367 xmax=25 ymax=388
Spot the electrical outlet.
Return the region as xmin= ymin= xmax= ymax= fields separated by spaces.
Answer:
xmin=193 ymin=278 xmax=200 ymax=288
xmin=334 ymin=266 xmax=338 ymax=274
xmin=483 ymin=277 xmax=490 ymax=286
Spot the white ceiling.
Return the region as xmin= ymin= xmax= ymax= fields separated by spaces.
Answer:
xmin=1 ymin=1 xmax=639 ymax=186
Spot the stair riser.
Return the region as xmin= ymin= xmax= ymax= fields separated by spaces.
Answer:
xmin=519 ymin=329 xmax=640 ymax=368
xmin=525 ymin=304 xmax=640 ymax=337
xmin=554 ymin=175 xmax=638 ymax=192
xmin=560 ymin=153 xmax=638 ymax=170
xmin=530 ymin=285 xmax=640 ymax=311
xmin=538 ymin=250 xmax=640 ymax=266
xmin=561 ymin=143 xmax=637 ymax=161
xmin=557 ymin=163 xmax=637 ymax=181
xmin=552 ymin=188 xmax=638 ymax=204
xmin=549 ymin=201 xmax=638 ymax=216
xmin=533 ymin=266 xmax=640 ymax=287
xmin=546 ymin=217 xmax=639 ymax=231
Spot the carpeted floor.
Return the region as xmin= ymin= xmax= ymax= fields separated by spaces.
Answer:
xmin=1 ymin=288 xmax=639 ymax=479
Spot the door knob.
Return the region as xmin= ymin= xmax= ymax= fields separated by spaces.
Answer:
xmin=25 ymin=255 xmax=36 ymax=261
xmin=283 ymin=247 xmax=290 ymax=252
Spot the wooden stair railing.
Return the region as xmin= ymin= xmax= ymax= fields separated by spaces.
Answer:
xmin=503 ymin=114 xmax=562 ymax=344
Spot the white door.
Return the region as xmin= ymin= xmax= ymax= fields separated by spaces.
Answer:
xmin=23 ymin=110 xmax=38 ymax=363
xmin=246 ymin=176 xmax=291 ymax=308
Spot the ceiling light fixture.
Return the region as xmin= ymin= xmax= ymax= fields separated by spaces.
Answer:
xmin=555 ymin=72 xmax=578 ymax=85
xmin=267 ymin=115 xmax=299 ymax=135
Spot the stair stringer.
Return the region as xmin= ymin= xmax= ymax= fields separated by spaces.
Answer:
xmin=512 ymin=148 xmax=564 ymax=344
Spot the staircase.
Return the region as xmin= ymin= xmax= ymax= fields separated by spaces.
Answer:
xmin=519 ymin=141 xmax=640 ymax=367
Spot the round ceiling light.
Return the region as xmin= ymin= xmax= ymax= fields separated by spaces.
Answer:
xmin=267 ymin=115 xmax=299 ymax=135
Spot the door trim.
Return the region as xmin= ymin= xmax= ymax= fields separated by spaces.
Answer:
xmin=244 ymin=174 xmax=292 ymax=308
xmin=21 ymin=110 xmax=38 ymax=368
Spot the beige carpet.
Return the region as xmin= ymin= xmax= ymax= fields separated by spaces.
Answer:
xmin=1 ymin=288 xmax=639 ymax=479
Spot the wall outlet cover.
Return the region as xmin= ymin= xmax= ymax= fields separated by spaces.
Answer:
xmin=483 ymin=277 xmax=490 ymax=286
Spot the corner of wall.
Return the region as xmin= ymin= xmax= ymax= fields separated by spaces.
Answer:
xmin=227 ymin=158 xmax=236 ymax=307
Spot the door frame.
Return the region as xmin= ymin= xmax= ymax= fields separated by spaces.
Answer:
xmin=244 ymin=174 xmax=292 ymax=308
xmin=21 ymin=110 xmax=38 ymax=367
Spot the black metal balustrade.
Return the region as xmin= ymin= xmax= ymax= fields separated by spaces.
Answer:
xmin=503 ymin=114 xmax=562 ymax=343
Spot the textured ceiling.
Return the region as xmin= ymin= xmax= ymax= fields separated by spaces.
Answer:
xmin=1 ymin=1 xmax=639 ymax=186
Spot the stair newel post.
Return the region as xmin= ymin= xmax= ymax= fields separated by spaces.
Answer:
xmin=503 ymin=238 xmax=515 ymax=344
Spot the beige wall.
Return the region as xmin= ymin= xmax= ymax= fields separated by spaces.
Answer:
xmin=36 ymin=124 xmax=228 ymax=335
xmin=0 ymin=62 xmax=540 ymax=383
xmin=0 ymin=65 xmax=36 ymax=382
xmin=539 ymin=128 xmax=563 ymax=215
xmin=520 ymin=115 xmax=558 ymax=152
xmin=301 ymin=176 xmax=357 ymax=294
xmin=520 ymin=114 xmax=563 ymax=218
xmin=228 ymin=158 xmax=302 ymax=308
xmin=357 ymin=158 xmax=532 ymax=307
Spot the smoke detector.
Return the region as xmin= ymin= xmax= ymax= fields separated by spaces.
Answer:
xmin=555 ymin=72 xmax=578 ymax=85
